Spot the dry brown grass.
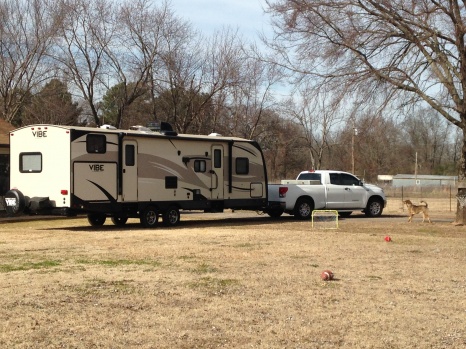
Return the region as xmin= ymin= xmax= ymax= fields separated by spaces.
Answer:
xmin=0 ymin=202 xmax=465 ymax=348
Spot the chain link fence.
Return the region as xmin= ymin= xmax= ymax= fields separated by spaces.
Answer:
xmin=383 ymin=185 xmax=458 ymax=213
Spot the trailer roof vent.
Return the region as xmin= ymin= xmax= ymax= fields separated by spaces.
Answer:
xmin=208 ymin=132 xmax=222 ymax=137
xmin=129 ymin=125 xmax=152 ymax=133
xmin=146 ymin=121 xmax=178 ymax=136
xmin=100 ymin=124 xmax=117 ymax=130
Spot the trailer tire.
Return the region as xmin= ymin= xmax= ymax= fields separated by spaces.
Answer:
xmin=3 ymin=189 xmax=26 ymax=216
xmin=87 ymin=213 xmax=106 ymax=226
xmin=294 ymin=198 xmax=314 ymax=220
xmin=267 ymin=207 xmax=284 ymax=218
xmin=111 ymin=215 xmax=128 ymax=226
xmin=364 ymin=198 xmax=384 ymax=217
xmin=163 ymin=206 xmax=180 ymax=226
xmin=141 ymin=206 xmax=158 ymax=228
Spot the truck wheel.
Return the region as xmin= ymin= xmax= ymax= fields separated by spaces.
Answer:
xmin=162 ymin=206 xmax=180 ymax=226
xmin=140 ymin=206 xmax=158 ymax=228
xmin=87 ymin=213 xmax=106 ymax=226
xmin=111 ymin=215 xmax=128 ymax=226
xmin=365 ymin=198 xmax=383 ymax=217
xmin=294 ymin=198 xmax=314 ymax=220
xmin=267 ymin=207 xmax=284 ymax=218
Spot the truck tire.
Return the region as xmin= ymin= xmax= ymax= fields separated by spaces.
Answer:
xmin=267 ymin=207 xmax=284 ymax=218
xmin=111 ymin=215 xmax=128 ymax=226
xmin=294 ymin=198 xmax=314 ymax=220
xmin=87 ymin=213 xmax=106 ymax=226
xmin=365 ymin=198 xmax=383 ymax=217
xmin=140 ymin=206 xmax=158 ymax=228
xmin=162 ymin=206 xmax=180 ymax=226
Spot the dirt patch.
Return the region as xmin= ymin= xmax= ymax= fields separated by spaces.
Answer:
xmin=0 ymin=207 xmax=465 ymax=348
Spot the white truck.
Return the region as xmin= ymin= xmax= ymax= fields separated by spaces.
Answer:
xmin=267 ymin=170 xmax=386 ymax=219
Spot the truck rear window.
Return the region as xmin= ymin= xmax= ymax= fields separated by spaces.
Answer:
xmin=20 ymin=153 xmax=42 ymax=173
xmin=298 ymin=173 xmax=321 ymax=182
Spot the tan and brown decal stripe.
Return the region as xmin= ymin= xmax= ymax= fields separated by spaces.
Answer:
xmin=137 ymin=153 xmax=209 ymax=190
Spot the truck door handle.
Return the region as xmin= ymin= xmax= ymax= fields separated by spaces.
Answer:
xmin=345 ymin=187 xmax=350 ymax=191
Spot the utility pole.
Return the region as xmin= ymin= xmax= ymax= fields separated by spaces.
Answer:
xmin=351 ymin=126 xmax=358 ymax=174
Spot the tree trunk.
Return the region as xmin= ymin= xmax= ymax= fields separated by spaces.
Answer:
xmin=454 ymin=183 xmax=466 ymax=225
xmin=456 ymin=130 xmax=466 ymax=225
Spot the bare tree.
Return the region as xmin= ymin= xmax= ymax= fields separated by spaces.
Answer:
xmin=22 ymin=79 xmax=82 ymax=125
xmin=283 ymin=86 xmax=344 ymax=170
xmin=54 ymin=0 xmax=114 ymax=126
xmin=103 ymin=0 xmax=176 ymax=128
xmin=0 ymin=0 xmax=63 ymax=125
xmin=154 ymin=12 xmax=205 ymax=133
xmin=402 ymin=108 xmax=454 ymax=174
xmin=225 ymin=44 xmax=283 ymax=140
xmin=260 ymin=112 xmax=309 ymax=181
xmin=157 ymin=28 xmax=247 ymax=134
xmin=265 ymin=0 xmax=466 ymax=223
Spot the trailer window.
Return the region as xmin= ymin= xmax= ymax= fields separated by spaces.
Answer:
xmin=86 ymin=134 xmax=106 ymax=153
xmin=125 ymin=145 xmax=135 ymax=166
xmin=20 ymin=153 xmax=42 ymax=173
xmin=165 ymin=176 xmax=178 ymax=189
xmin=194 ymin=160 xmax=206 ymax=172
xmin=236 ymin=157 xmax=249 ymax=175
xmin=214 ymin=149 xmax=222 ymax=168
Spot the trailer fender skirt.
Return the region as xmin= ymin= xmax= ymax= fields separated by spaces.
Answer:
xmin=3 ymin=189 xmax=28 ymax=216
xmin=29 ymin=197 xmax=54 ymax=211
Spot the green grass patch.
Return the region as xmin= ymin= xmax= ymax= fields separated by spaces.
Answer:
xmin=191 ymin=263 xmax=218 ymax=274
xmin=188 ymin=276 xmax=240 ymax=294
xmin=178 ymin=255 xmax=197 ymax=261
xmin=76 ymin=259 xmax=161 ymax=268
xmin=367 ymin=275 xmax=383 ymax=280
xmin=233 ymin=242 xmax=256 ymax=249
xmin=408 ymin=249 xmax=422 ymax=254
xmin=0 ymin=260 xmax=61 ymax=273
xmin=73 ymin=278 xmax=136 ymax=296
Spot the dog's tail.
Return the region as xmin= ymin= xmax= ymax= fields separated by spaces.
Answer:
xmin=420 ymin=200 xmax=428 ymax=207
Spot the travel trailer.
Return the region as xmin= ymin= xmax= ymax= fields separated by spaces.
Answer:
xmin=4 ymin=124 xmax=268 ymax=227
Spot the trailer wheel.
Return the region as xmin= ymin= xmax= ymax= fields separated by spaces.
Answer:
xmin=141 ymin=206 xmax=158 ymax=228
xmin=111 ymin=215 xmax=128 ymax=226
xmin=87 ymin=213 xmax=106 ymax=226
xmin=294 ymin=198 xmax=313 ymax=220
xmin=163 ymin=206 xmax=180 ymax=226
xmin=267 ymin=207 xmax=284 ymax=218
xmin=364 ymin=198 xmax=384 ymax=217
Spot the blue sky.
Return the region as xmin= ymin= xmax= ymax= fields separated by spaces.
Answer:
xmin=169 ymin=0 xmax=270 ymax=41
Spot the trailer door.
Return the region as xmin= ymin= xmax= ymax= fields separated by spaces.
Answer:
xmin=122 ymin=140 xmax=138 ymax=201
xmin=211 ymin=145 xmax=224 ymax=199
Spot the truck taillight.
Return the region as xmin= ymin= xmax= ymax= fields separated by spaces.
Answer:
xmin=61 ymin=190 xmax=68 ymax=195
xmin=279 ymin=187 xmax=288 ymax=198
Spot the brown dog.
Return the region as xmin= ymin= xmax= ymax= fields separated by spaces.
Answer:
xmin=403 ymin=200 xmax=432 ymax=223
